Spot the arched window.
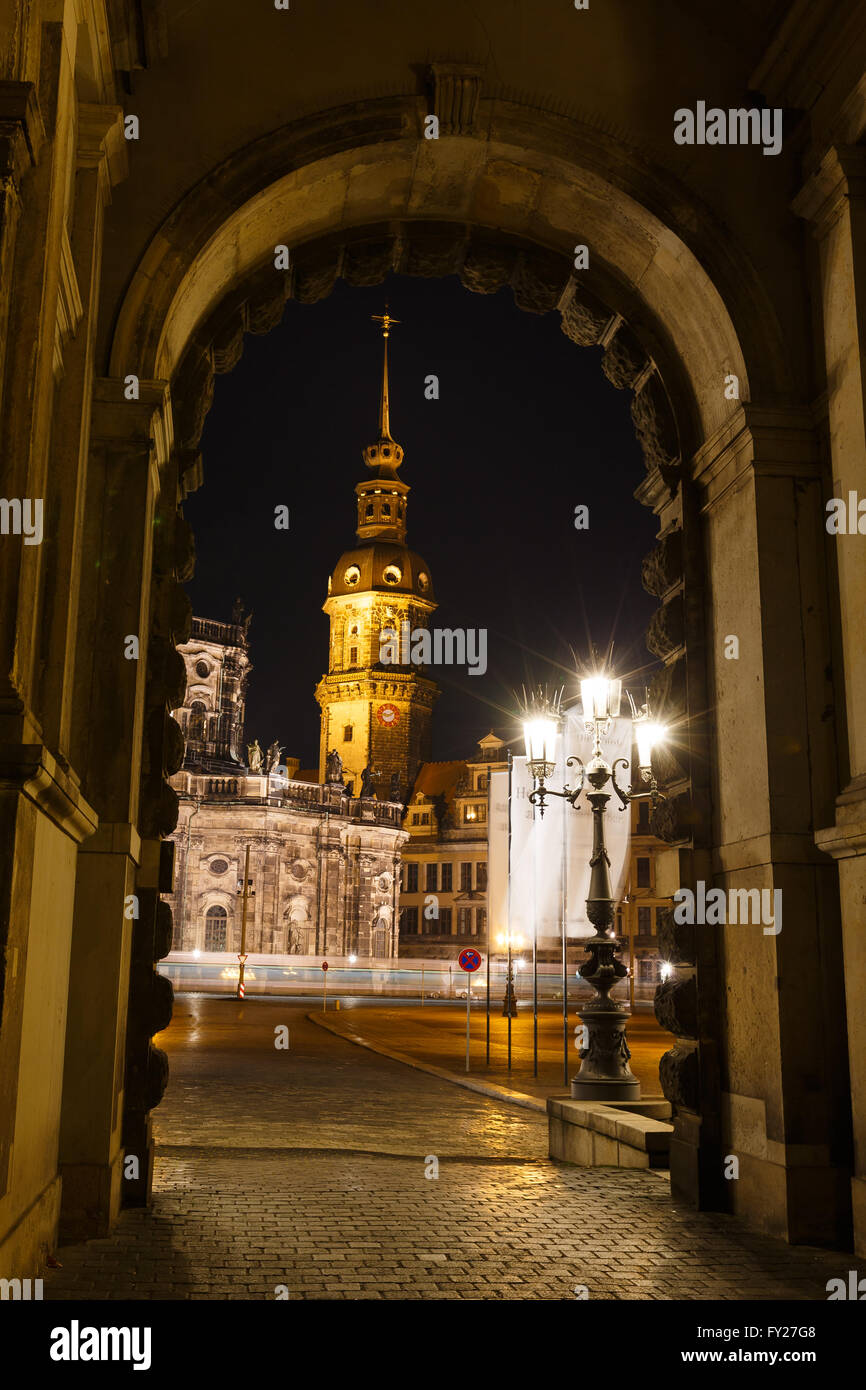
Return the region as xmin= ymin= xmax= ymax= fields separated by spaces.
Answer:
xmin=188 ymin=701 xmax=206 ymax=741
xmin=204 ymin=904 xmax=228 ymax=951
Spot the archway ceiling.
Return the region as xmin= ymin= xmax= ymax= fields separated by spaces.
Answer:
xmin=108 ymin=106 xmax=798 ymax=490
xmin=102 ymin=1 xmax=806 ymax=407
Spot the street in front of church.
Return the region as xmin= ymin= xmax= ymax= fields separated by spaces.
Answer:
xmin=42 ymin=997 xmax=846 ymax=1302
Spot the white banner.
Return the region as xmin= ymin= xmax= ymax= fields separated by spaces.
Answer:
xmin=486 ymin=715 xmax=633 ymax=946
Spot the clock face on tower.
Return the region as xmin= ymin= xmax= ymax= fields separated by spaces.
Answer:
xmin=377 ymin=703 xmax=400 ymax=727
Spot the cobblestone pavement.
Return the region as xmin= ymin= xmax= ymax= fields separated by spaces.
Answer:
xmin=44 ymin=997 xmax=850 ymax=1301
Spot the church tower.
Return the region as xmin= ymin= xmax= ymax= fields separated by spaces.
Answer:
xmin=315 ymin=312 xmax=438 ymax=801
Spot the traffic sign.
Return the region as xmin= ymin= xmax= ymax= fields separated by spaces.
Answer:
xmin=458 ymin=948 xmax=482 ymax=973
xmin=321 ymin=961 xmax=329 ymax=971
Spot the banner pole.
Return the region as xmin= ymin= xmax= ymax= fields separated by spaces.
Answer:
xmin=561 ymin=767 xmax=568 ymax=1087
xmin=533 ymin=793 xmax=538 ymax=1079
xmin=506 ymin=749 xmax=513 ymax=1071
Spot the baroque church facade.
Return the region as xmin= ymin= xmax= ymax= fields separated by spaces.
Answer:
xmin=165 ymin=320 xmax=435 ymax=959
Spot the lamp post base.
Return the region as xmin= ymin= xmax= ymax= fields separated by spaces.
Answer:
xmin=570 ymin=1075 xmax=641 ymax=1102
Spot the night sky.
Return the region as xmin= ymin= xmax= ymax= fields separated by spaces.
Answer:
xmin=186 ymin=274 xmax=660 ymax=767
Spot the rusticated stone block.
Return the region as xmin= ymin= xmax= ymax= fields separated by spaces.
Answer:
xmin=559 ymin=286 xmax=609 ymax=345
xmin=631 ymin=373 xmax=680 ymax=472
xmin=173 ymin=346 xmax=214 ymax=452
xmin=343 ymin=237 xmax=393 ymax=285
xmin=154 ymin=900 xmax=173 ymax=961
xmin=164 ymin=714 xmax=185 ymax=776
xmin=460 ymin=242 xmax=518 ymax=295
xmin=649 ymin=656 xmax=686 ymax=721
xmin=173 ymin=513 xmax=196 ymax=582
xmin=293 ymin=251 xmax=340 ymax=303
xmin=601 ymin=324 xmax=648 ymax=389
xmin=659 ymin=1042 xmax=700 ymax=1112
xmin=641 ymin=530 xmax=683 ymax=597
xmin=150 ymin=970 xmax=173 ymax=1036
xmin=140 ymin=779 xmax=179 ymax=839
xmin=657 ymin=904 xmax=695 ymax=966
xmin=211 ymin=312 xmax=245 ymax=373
xmin=170 ymin=584 xmax=192 ymax=645
xmin=646 ymin=594 xmax=684 ymax=658
xmin=144 ymin=1043 xmax=170 ymax=1112
xmin=655 ymin=973 xmax=697 ymax=1036
xmin=404 ymin=228 xmax=465 ymax=279
xmin=510 ymin=252 xmax=569 ymax=315
xmin=247 ymin=281 xmax=289 ymax=336
xmin=650 ymin=790 xmax=693 ymax=843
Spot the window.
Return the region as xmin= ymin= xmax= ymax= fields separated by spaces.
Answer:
xmin=457 ymin=907 xmax=472 ymax=935
xmin=366 ymin=503 xmax=374 ymax=517
xmin=440 ymin=863 xmax=453 ymax=892
xmin=405 ymin=863 xmax=419 ymax=893
xmin=476 ymin=862 xmax=487 ymax=891
xmin=383 ymin=564 xmax=402 ymax=585
xmin=188 ymin=702 xmax=206 ymax=741
xmin=343 ymin=725 xmax=353 ymax=742
xmin=460 ymin=862 xmax=472 ymax=892
xmin=637 ymin=858 xmax=651 ymax=889
xmin=204 ymin=905 xmax=228 ymax=951
xmin=476 ymin=773 xmax=487 ymax=791
xmin=400 ymin=907 xmax=419 ymax=934
xmin=195 ymin=660 xmax=209 ymax=678
xmin=476 ymin=908 xmax=487 ymax=937
xmin=637 ymin=800 xmax=650 ymax=831
xmin=382 ymin=504 xmax=391 ymax=517
xmin=463 ymin=803 xmax=486 ymax=824
xmin=438 ymin=908 xmax=452 ymax=934
xmin=349 ymin=646 xmax=358 ymax=666
xmin=637 ymin=906 xmax=652 ymax=936
xmin=344 ymin=565 xmax=360 ymax=586
xmin=420 ymin=812 xmax=430 ymax=825
xmin=425 ymin=863 xmax=438 ymax=892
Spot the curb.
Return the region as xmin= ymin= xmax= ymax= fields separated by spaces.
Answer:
xmin=308 ymin=1011 xmax=550 ymax=1114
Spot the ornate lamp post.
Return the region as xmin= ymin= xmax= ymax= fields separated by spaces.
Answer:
xmin=521 ymin=680 xmax=666 ymax=1101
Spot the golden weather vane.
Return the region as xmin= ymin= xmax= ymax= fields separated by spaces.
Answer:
xmin=371 ymin=306 xmax=401 ymax=338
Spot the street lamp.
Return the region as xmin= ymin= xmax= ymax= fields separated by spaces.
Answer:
xmin=520 ymin=678 xmax=667 ymax=1101
xmin=496 ymin=927 xmax=525 ymax=1017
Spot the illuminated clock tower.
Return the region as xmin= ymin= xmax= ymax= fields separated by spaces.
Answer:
xmin=315 ymin=312 xmax=438 ymax=801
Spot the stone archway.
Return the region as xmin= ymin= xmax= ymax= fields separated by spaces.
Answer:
xmin=67 ymin=99 xmax=848 ymax=1253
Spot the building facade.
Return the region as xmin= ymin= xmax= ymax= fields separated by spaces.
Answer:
xmin=398 ymin=733 xmax=507 ymax=959
xmin=167 ymin=616 xmax=406 ymax=958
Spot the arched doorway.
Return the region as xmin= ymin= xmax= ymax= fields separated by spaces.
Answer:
xmin=60 ymin=101 xmax=849 ymax=1253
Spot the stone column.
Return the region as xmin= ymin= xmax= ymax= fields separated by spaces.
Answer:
xmin=796 ymin=146 xmax=866 ymax=1254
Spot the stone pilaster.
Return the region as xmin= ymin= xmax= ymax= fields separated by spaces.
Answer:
xmin=60 ymin=379 xmax=172 ymax=1235
xmin=795 ymin=144 xmax=866 ymax=1253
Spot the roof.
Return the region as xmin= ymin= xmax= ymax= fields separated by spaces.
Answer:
xmin=410 ymin=760 xmax=467 ymax=808
xmin=327 ymin=541 xmax=435 ymax=602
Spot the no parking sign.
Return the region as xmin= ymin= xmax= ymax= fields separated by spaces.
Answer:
xmin=458 ymin=948 xmax=484 ymax=1072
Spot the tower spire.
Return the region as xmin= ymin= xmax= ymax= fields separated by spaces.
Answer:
xmin=371 ymin=308 xmax=400 ymax=441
